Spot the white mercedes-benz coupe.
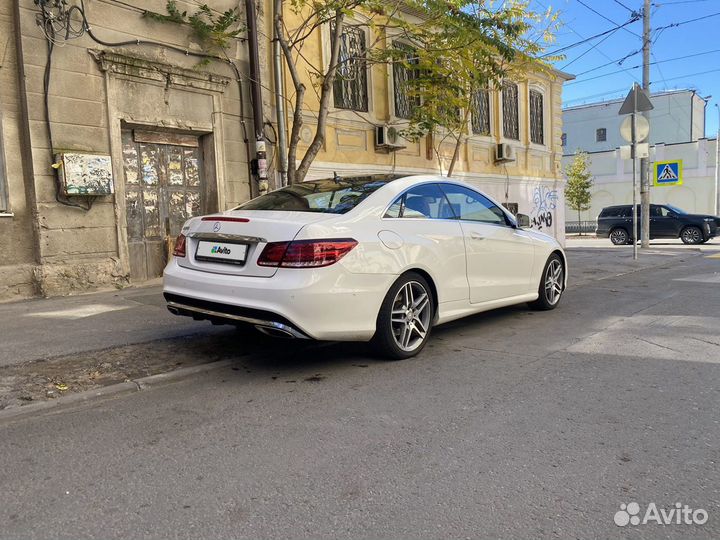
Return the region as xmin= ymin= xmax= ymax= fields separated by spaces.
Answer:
xmin=163 ymin=174 xmax=567 ymax=359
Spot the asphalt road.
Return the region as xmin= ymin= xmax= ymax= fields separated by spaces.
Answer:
xmin=1 ymin=248 xmax=719 ymax=539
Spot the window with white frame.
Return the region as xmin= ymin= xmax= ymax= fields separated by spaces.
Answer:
xmin=392 ymin=42 xmax=420 ymax=120
xmin=529 ymin=89 xmax=544 ymax=145
xmin=471 ymin=86 xmax=491 ymax=136
xmin=502 ymin=82 xmax=519 ymax=140
xmin=331 ymin=21 xmax=369 ymax=112
xmin=0 ymin=114 xmax=9 ymax=213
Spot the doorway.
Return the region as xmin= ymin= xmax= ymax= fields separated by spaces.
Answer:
xmin=121 ymin=129 xmax=204 ymax=281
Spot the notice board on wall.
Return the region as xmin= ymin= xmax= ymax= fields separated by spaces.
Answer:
xmin=57 ymin=152 xmax=114 ymax=195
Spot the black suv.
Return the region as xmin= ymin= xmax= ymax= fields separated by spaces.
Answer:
xmin=597 ymin=204 xmax=719 ymax=245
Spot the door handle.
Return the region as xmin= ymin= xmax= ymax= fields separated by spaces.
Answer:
xmin=469 ymin=232 xmax=485 ymax=240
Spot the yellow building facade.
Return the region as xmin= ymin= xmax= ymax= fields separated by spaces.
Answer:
xmin=276 ymin=5 xmax=574 ymax=242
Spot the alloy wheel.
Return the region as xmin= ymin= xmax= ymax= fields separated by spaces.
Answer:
xmin=544 ymin=259 xmax=564 ymax=306
xmin=610 ymin=229 xmax=628 ymax=245
xmin=681 ymin=227 xmax=702 ymax=244
xmin=390 ymin=281 xmax=432 ymax=352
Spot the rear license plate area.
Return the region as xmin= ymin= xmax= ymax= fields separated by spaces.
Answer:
xmin=195 ymin=240 xmax=248 ymax=265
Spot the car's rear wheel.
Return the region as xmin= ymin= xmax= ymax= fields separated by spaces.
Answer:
xmin=373 ymin=272 xmax=434 ymax=360
xmin=609 ymin=228 xmax=629 ymax=245
xmin=680 ymin=226 xmax=703 ymax=244
xmin=529 ymin=254 xmax=564 ymax=311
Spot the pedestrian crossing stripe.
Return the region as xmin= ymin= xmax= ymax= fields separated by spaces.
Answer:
xmin=654 ymin=160 xmax=683 ymax=186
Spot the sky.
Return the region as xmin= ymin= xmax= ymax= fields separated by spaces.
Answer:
xmin=530 ymin=0 xmax=720 ymax=137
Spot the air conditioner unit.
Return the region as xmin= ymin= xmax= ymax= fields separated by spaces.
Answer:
xmin=494 ymin=143 xmax=515 ymax=163
xmin=375 ymin=125 xmax=407 ymax=151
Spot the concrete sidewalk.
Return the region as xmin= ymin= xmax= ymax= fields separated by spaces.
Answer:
xmin=0 ymin=280 xmax=225 ymax=367
xmin=0 ymin=246 xmax=710 ymax=369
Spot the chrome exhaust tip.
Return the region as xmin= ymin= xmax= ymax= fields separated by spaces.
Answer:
xmin=254 ymin=325 xmax=295 ymax=338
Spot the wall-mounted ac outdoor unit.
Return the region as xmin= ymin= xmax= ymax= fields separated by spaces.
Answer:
xmin=375 ymin=125 xmax=407 ymax=152
xmin=494 ymin=143 xmax=515 ymax=164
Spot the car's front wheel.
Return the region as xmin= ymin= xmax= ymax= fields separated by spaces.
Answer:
xmin=529 ymin=254 xmax=565 ymax=311
xmin=373 ymin=272 xmax=434 ymax=360
xmin=609 ymin=228 xmax=629 ymax=245
xmin=680 ymin=226 xmax=703 ymax=245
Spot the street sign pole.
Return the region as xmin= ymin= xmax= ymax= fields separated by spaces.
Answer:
xmin=631 ymin=111 xmax=638 ymax=260
xmin=619 ymin=83 xmax=653 ymax=261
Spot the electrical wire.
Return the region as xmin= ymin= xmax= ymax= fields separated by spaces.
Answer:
xmin=560 ymin=26 xmax=623 ymax=71
xmin=566 ymin=48 xmax=720 ymax=85
xmin=575 ymin=0 xmax=642 ymax=38
xmin=540 ymin=15 xmax=641 ymax=58
xmin=613 ymin=0 xmax=637 ymax=12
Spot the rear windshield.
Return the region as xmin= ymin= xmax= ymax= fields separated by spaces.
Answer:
xmin=235 ymin=175 xmax=400 ymax=214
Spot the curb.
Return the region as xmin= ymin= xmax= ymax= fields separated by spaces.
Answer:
xmin=0 ymin=359 xmax=233 ymax=424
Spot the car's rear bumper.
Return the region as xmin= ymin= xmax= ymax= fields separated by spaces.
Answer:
xmin=163 ymin=259 xmax=395 ymax=341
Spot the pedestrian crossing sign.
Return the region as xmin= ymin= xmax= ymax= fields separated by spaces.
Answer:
xmin=654 ymin=160 xmax=682 ymax=186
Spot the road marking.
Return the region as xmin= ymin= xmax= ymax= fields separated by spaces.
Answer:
xmin=705 ymin=253 xmax=720 ymax=259
xmin=26 ymin=304 xmax=131 ymax=320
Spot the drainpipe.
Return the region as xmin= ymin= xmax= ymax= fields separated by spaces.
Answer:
xmin=273 ymin=0 xmax=288 ymax=186
xmin=245 ymin=0 xmax=268 ymax=195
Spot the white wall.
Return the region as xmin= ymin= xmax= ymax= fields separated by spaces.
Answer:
xmin=563 ymin=138 xmax=718 ymax=221
xmin=563 ymin=91 xmax=706 ymax=153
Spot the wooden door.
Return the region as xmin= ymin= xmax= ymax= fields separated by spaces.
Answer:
xmin=121 ymin=130 xmax=203 ymax=281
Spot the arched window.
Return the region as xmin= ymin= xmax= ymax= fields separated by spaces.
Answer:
xmin=502 ymin=82 xmax=519 ymax=140
xmin=529 ymin=89 xmax=544 ymax=145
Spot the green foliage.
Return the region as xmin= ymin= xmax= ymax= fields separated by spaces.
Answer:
xmin=565 ymin=151 xmax=594 ymax=217
xmin=369 ymin=0 xmax=559 ymax=173
xmin=143 ymin=1 xmax=245 ymax=54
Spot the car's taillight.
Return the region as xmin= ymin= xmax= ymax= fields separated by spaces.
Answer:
xmin=173 ymin=233 xmax=187 ymax=257
xmin=257 ymin=239 xmax=357 ymax=268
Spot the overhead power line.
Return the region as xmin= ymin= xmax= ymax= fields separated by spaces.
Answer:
xmin=575 ymin=0 xmax=642 ymax=38
xmin=613 ymin=0 xmax=637 ymax=12
xmin=568 ymin=47 xmax=720 ymax=82
xmin=541 ymin=15 xmax=641 ymax=58
xmin=566 ymin=48 xmax=720 ymax=85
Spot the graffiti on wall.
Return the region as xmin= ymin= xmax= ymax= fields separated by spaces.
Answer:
xmin=530 ymin=186 xmax=558 ymax=231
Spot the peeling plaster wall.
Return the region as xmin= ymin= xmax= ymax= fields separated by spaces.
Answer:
xmin=1 ymin=0 xmax=254 ymax=301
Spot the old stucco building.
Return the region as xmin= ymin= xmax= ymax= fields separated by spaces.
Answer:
xmin=1 ymin=0 xmax=572 ymax=302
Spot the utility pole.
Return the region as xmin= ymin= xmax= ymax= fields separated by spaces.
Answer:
xmin=640 ymin=0 xmax=651 ymax=248
xmin=715 ymin=104 xmax=719 ymax=216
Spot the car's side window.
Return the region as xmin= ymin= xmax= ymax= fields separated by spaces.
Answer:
xmin=384 ymin=183 xmax=451 ymax=219
xmin=659 ymin=207 xmax=675 ymax=218
xmin=439 ymin=184 xmax=508 ymax=225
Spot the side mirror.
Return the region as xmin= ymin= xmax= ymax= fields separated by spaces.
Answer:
xmin=516 ymin=213 xmax=530 ymax=228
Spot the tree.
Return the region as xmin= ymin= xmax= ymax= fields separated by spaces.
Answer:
xmin=565 ymin=151 xmax=594 ymax=232
xmin=377 ymin=0 xmax=559 ymax=176
xmin=276 ymin=0 xmax=559 ymax=183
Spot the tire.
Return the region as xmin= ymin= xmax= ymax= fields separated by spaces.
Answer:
xmin=528 ymin=254 xmax=565 ymax=311
xmin=609 ymin=228 xmax=629 ymax=245
xmin=680 ymin=226 xmax=703 ymax=245
xmin=372 ymin=272 xmax=435 ymax=360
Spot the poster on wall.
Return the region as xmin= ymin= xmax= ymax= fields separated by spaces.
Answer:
xmin=58 ymin=152 xmax=114 ymax=195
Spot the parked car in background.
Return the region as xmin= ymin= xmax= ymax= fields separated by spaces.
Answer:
xmin=597 ymin=204 xmax=718 ymax=245
xmin=164 ymin=175 xmax=567 ymax=359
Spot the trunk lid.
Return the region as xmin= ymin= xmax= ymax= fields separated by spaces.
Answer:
xmin=177 ymin=210 xmax=336 ymax=277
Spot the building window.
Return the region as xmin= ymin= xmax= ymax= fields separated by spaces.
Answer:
xmin=502 ymin=82 xmax=519 ymax=140
xmin=529 ymin=89 xmax=544 ymax=145
xmin=561 ymin=133 xmax=567 ymax=147
xmin=0 ymin=114 xmax=9 ymax=213
xmin=392 ymin=42 xmax=420 ymax=120
xmin=471 ymin=86 xmax=491 ymax=136
xmin=331 ymin=22 xmax=368 ymax=112
xmin=596 ymin=128 xmax=607 ymax=142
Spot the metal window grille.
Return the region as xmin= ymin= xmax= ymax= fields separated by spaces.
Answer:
xmin=392 ymin=42 xmax=420 ymax=120
xmin=502 ymin=82 xmax=519 ymax=140
xmin=331 ymin=22 xmax=368 ymax=112
xmin=471 ymin=86 xmax=491 ymax=135
xmin=596 ymin=128 xmax=607 ymax=142
xmin=529 ymin=90 xmax=544 ymax=145
xmin=0 ymin=114 xmax=8 ymax=212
